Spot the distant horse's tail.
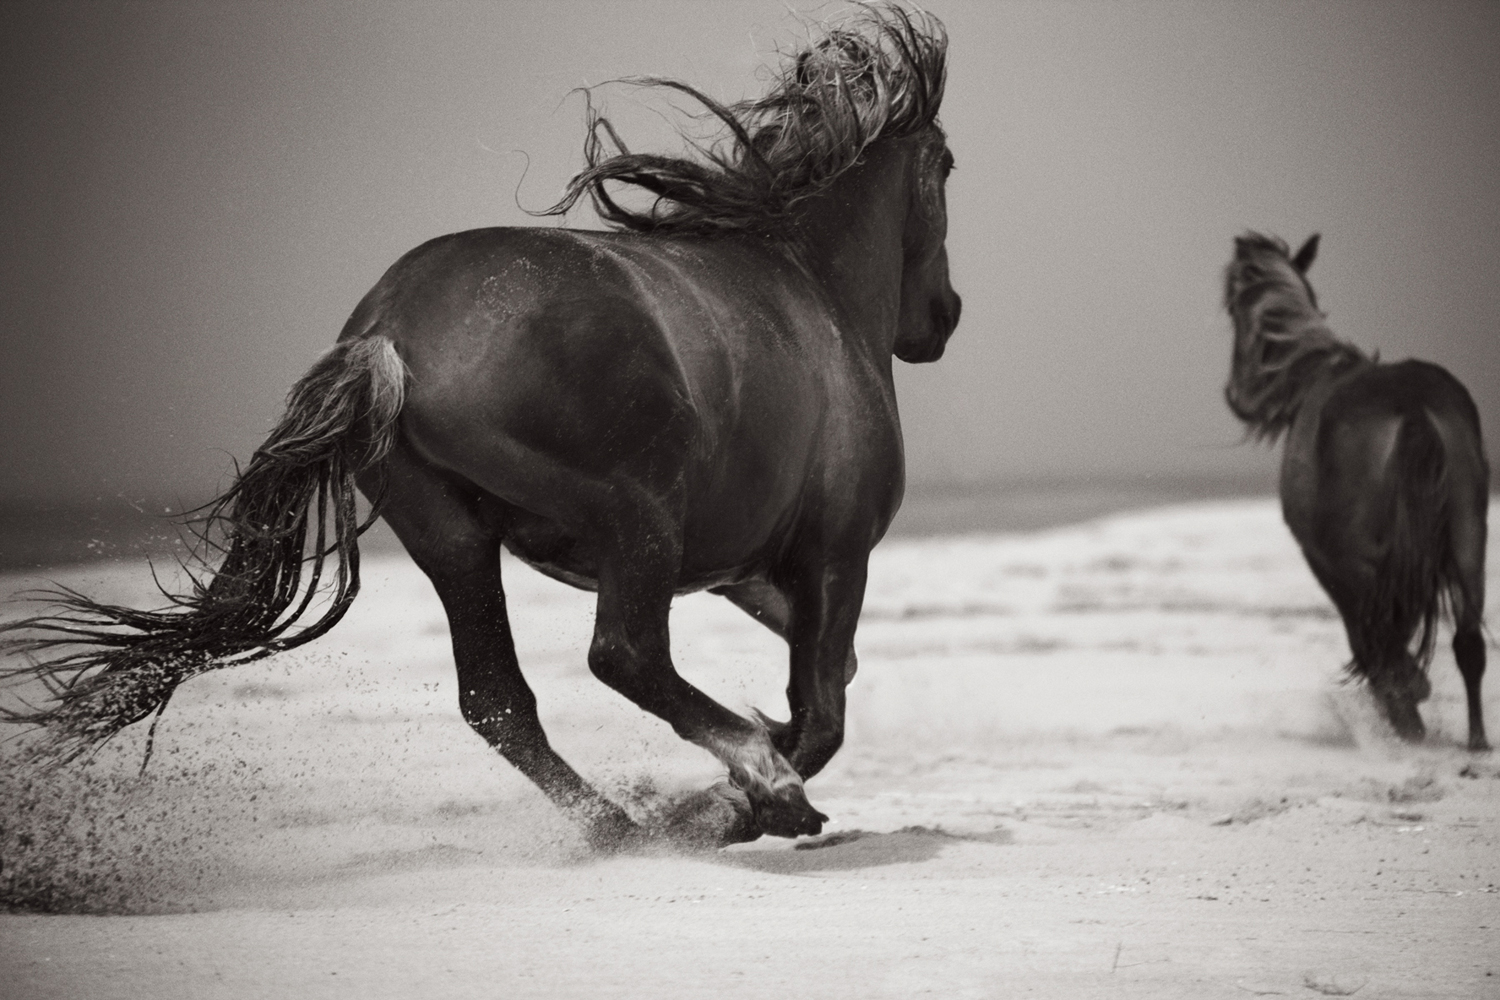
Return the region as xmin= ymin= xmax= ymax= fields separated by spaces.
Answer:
xmin=0 ymin=336 xmax=408 ymax=766
xmin=1364 ymin=413 xmax=1454 ymax=678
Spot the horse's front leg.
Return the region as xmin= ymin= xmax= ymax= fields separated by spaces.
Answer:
xmin=712 ymin=578 xmax=858 ymax=764
xmin=779 ymin=559 xmax=868 ymax=780
xmin=587 ymin=494 xmax=826 ymax=840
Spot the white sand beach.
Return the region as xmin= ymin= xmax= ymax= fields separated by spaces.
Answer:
xmin=2 ymin=498 xmax=1497 ymax=998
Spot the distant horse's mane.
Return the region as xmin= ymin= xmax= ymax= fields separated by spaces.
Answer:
xmin=539 ymin=3 xmax=948 ymax=235
xmin=1223 ymin=231 xmax=1369 ymax=441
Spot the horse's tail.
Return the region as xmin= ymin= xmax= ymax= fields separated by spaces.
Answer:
xmin=0 ymin=336 xmax=408 ymax=766
xmin=1369 ymin=413 xmax=1453 ymax=675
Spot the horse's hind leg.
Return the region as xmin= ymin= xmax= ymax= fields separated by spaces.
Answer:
xmin=1454 ymin=624 xmax=1488 ymax=752
xmin=369 ymin=449 xmax=639 ymax=849
xmin=1450 ymin=504 xmax=1489 ymax=752
xmin=1304 ymin=551 xmax=1428 ymax=740
xmin=586 ymin=493 xmax=825 ymax=840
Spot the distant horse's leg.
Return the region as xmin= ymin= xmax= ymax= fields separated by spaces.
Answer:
xmin=368 ymin=449 xmax=639 ymax=850
xmin=1305 ymin=551 xmax=1427 ymax=740
xmin=711 ymin=579 xmax=859 ymax=763
xmin=586 ymin=494 xmax=825 ymax=839
xmin=1454 ymin=625 xmax=1488 ymax=752
xmin=1450 ymin=508 xmax=1489 ymax=752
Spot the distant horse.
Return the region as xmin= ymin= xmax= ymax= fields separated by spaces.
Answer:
xmin=0 ymin=6 xmax=961 ymax=847
xmin=1224 ymin=232 xmax=1489 ymax=749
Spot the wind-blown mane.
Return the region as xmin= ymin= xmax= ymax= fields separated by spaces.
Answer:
xmin=540 ymin=3 xmax=947 ymax=234
xmin=1224 ymin=231 xmax=1368 ymax=441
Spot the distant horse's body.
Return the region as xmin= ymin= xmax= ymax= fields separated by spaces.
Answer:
xmin=2 ymin=7 xmax=961 ymax=847
xmin=1224 ymin=233 xmax=1489 ymax=749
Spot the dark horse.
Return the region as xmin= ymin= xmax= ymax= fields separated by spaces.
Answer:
xmin=1224 ymin=232 xmax=1489 ymax=750
xmin=0 ymin=7 xmax=960 ymax=847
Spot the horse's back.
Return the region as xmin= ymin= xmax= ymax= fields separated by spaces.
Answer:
xmin=1326 ymin=359 xmax=1480 ymax=428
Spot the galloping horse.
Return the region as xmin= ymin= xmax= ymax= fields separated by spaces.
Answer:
xmin=1224 ymin=233 xmax=1489 ymax=749
xmin=1 ymin=6 xmax=961 ymax=847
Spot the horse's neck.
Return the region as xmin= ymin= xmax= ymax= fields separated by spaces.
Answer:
xmin=788 ymin=142 xmax=909 ymax=353
xmin=1229 ymin=328 xmax=1368 ymax=439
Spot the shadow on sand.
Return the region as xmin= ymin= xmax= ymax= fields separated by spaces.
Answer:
xmin=714 ymin=825 xmax=1012 ymax=875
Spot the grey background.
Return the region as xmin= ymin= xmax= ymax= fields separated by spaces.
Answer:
xmin=3 ymin=0 xmax=1496 ymax=514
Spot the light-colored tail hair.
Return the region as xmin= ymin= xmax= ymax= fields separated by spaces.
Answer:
xmin=0 ymin=336 xmax=408 ymax=766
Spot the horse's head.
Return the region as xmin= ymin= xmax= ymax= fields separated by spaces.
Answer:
xmin=1225 ymin=232 xmax=1321 ymax=343
xmin=1222 ymin=231 xmax=1358 ymax=439
xmin=893 ymin=126 xmax=962 ymax=364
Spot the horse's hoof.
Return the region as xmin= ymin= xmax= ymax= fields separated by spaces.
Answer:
xmin=1468 ymin=735 xmax=1492 ymax=753
xmin=654 ymin=782 xmax=762 ymax=851
xmin=1391 ymin=715 xmax=1427 ymax=743
xmin=1377 ymin=695 xmax=1426 ymax=743
xmin=711 ymin=785 xmax=762 ymax=851
xmin=749 ymin=783 xmax=828 ymax=839
xmin=576 ymin=801 xmax=647 ymax=854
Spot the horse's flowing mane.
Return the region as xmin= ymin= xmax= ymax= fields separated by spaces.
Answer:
xmin=539 ymin=3 xmax=947 ymax=235
xmin=1223 ymin=232 xmax=1369 ymax=441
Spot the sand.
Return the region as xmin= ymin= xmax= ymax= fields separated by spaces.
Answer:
xmin=2 ymin=498 xmax=1497 ymax=998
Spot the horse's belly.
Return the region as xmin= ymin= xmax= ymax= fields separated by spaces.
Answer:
xmin=501 ymin=516 xmax=600 ymax=590
xmin=501 ymin=513 xmax=763 ymax=595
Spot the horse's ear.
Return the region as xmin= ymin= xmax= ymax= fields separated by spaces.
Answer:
xmin=1291 ymin=233 xmax=1320 ymax=274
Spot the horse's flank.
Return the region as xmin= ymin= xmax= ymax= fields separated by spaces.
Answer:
xmin=365 ymin=223 xmax=898 ymax=593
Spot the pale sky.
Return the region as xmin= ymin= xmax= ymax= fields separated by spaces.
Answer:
xmin=3 ymin=0 xmax=1497 ymax=505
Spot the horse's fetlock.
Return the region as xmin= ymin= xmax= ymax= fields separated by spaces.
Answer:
xmin=805 ymin=717 xmax=844 ymax=756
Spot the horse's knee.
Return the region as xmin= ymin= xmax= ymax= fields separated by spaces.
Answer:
xmin=587 ymin=633 xmax=663 ymax=695
xmin=588 ymin=634 xmax=628 ymax=685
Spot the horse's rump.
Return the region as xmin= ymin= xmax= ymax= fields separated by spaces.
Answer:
xmin=1312 ymin=360 xmax=1482 ymax=678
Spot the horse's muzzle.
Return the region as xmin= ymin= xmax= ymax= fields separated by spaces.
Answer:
xmin=896 ymin=292 xmax=961 ymax=364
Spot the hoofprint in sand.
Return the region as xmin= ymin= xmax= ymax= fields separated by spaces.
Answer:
xmin=2 ymin=498 xmax=1497 ymax=999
